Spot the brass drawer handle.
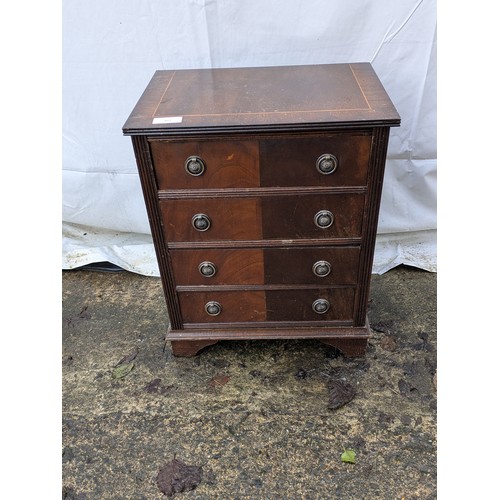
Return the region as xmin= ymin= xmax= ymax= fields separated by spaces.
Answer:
xmin=192 ymin=213 xmax=211 ymax=231
xmin=185 ymin=155 xmax=206 ymax=176
xmin=312 ymin=260 xmax=331 ymax=277
xmin=316 ymin=153 xmax=338 ymax=175
xmin=314 ymin=210 xmax=334 ymax=229
xmin=205 ymin=301 xmax=222 ymax=316
xmin=199 ymin=261 xmax=217 ymax=277
xmin=312 ymin=298 xmax=330 ymax=314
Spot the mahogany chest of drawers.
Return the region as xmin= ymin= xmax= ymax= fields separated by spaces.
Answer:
xmin=123 ymin=63 xmax=400 ymax=357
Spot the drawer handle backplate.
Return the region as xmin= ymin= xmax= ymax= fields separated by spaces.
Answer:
xmin=314 ymin=210 xmax=334 ymax=229
xmin=192 ymin=213 xmax=211 ymax=231
xmin=316 ymin=153 xmax=338 ymax=175
xmin=199 ymin=261 xmax=217 ymax=277
xmin=185 ymin=155 xmax=206 ymax=176
xmin=205 ymin=301 xmax=222 ymax=316
xmin=312 ymin=298 xmax=330 ymax=314
xmin=312 ymin=260 xmax=332 ymax=277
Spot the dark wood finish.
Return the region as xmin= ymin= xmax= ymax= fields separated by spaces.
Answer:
xmin=178 ymin=287 xmax=354 ymax=324
xmin=167 ymin=316 xmax=371 ymax=356
xmin=123 ymin=63 xmax=400 ymax=134
xmin=319 ymin=338 xmax=368 ymax=357
xmin=259 ymin=133 xmax=371 ymax=187
xmin=130 ymin=136 xmax=183 ymax=330
xmin=263 ymin=246 xmax=360 ymax=285
xmin=123 ymin=63 xmax=400 ymax=357
xmin=170 ymin=248 xmax=264 ymax=286
xmin=261 ymin=193 xmax=365 ymax=240
xmin=178 ymin=290 xmax=266 ymax=323
xmin=265 ymin=288 xmax=355 ymax=322
xmin=170 ymin=336 xmax=367 ymax=357
xmin=161 ymin=193 xmax=365 ymax=242
xmin=170 ymin=246 xmax=358 ymax=286
xmin=150 ymin=139 xmax=259 ymax=190
xmin=160 ymin=198 xmax=262 ymax=242
xmin=167 ymin=323 xmax=369 ymax=340
xmin=170 ymin=339 xmax=219 ymax=357
xmin=353 ymin=126 xmax=391 ymax=326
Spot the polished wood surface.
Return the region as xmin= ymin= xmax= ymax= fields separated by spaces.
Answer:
xmin=171 ymin=246 xmax=359 ymax=286
xmin=160 ymin=198 xmax=263 ymax=242
xmin=263 ymin=247 xmax=360 ymax=285
xmin=170 ymin=248 xmax=264 ymax=286
xmin=259 ymin=133 xmax=371 ymax=187
xmin=161 ymin=193 xmax=365 ymax=243
xmin=266 ymin=288 xmax=355 ymax=322
xmin=261 ymin=193 xmax=365 ymax=239
xmin=123 ymin=63 xmax=400 ymax=134
xmin=124 ymin=63 xmax=400 ymax=357
xmin=150 ymin=139 xmax=259 ymax=190
xmin=178 ymin=290 xmax=267 ymax=323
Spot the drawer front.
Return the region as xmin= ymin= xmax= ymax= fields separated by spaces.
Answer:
xmin=260 ymin=134 xmax=372 ymax=187
xmin=150 ymin=139 xmax=260 ymax=190
xmin=150 ymin=133 xmax=371 ymax=190
xmin=171 ymin=247 xmax=359 ymax=286
xmin=161 ymin=198 xmax=262 ymax=242
xmin=178 ymin=291 xmax=267 ymax=323
xmin=264 ymin=247 xmax=360 ymax=285
xmin=178 ymin=288 xmax=355 ymax=324
xmin=171 ymin=249 xmax=264 ymax=286
xmin=161 ymin=193 xmax=364 ymax=243
xmin=265 ymin=288 xmax=355 ymax=322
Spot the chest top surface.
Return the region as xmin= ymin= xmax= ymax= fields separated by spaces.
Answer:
xmin=123 ymin=63 xmax=400 ymax=135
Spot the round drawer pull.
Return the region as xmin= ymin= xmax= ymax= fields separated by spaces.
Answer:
xmin=312 ymin=260 xmax=331 ymax=277
xmin=192 ymin=213 xmax=211 ymax=231
xmin=205 ymin=301 xmax=222 ymax=316
xmin=184 ymin=155 xmax=206 ymax=176
xmin=314 ymin=210 xmax=334 ymax=229
xmin=312 ymin=298 xmax=330 ymax=314
xmin=198 ymin=261 xmax=217 ymax=277
xmin=316 ymin=153 xmax=338 ymax=175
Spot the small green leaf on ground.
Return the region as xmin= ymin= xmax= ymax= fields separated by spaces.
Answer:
xmin=341 ymin=449 xmax=356 ymax=464
xmin=112 ymin=362 xmax=134 ymax=379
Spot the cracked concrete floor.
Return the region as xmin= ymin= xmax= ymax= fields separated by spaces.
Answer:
xmin=62 ymin=265 xmax=436 ymax=499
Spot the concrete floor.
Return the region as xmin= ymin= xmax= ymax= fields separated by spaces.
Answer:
xmin=62 ymin=265 xmax=436 ymax=499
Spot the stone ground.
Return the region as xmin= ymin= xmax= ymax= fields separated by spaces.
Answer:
xmin=62 ymin=265 xmax=436 ymax=499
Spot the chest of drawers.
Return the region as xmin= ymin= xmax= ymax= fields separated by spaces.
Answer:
xmin=123 ymin=63 xmax=400 ymax=357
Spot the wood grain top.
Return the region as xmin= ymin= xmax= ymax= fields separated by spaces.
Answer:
xmin=123 ymin=63 xmax=400 ymax=135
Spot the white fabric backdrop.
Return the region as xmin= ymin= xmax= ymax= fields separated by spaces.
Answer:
xmin=62 ymin=0 xmax=436 ymax=275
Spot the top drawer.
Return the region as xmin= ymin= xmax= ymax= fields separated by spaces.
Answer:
xmin=149 ymin=133 xmax=372 ymax=190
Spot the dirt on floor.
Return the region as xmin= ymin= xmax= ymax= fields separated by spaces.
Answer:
xmin=62 ymin=265 xmax=437 ymax=499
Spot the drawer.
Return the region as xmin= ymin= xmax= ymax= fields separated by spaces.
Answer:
xmin=178 ymin=291 xmax=267 ymax=323
xmin=178 ymin=288 xmax=355 ymax=324
xmin=150 ymin=139 xmax=259 ymax=190
xmin=150 ymin=133 xmax=372 ymax=190
xmin=266 ymin=288 xmax=355 ymax=322
xmin=260 ymin=133 xmax=372 ymax=187
xmin=171 ymin=246 xmax=359 ymax=286
xmin=161 ymin=193 xmax=365 ymax=242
